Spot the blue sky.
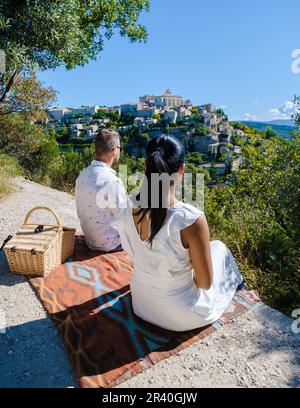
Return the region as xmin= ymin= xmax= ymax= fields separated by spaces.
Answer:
xmin=38 ymin=0 xmax=300 ymax=121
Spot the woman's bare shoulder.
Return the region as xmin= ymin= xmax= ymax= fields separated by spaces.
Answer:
xmin=180 ymin=215 xmax=209 ymax=248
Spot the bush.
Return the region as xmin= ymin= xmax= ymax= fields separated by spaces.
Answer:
xmin=194 ymin=123 xmax=210 ymax=136
xmin=0 ymin=114 xmax=60 ymax=180
xmin=206 ymin=136 xmax=300 ymax=314
xmin=186 ymin=151 xmax=203 ymax=165
xmin=0 ymin=152 xmax=22 ymax=199
xmin=48 ymin=145 xmax=95 ymax=192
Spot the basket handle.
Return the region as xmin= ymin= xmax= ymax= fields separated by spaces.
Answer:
xmin=24 ymin=206 xmax=62 ymax=228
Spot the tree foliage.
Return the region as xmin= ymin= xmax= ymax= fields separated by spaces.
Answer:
xmin=49 ymin=145 xmax=95 ymax=192
xmin=0 ymin=0 xmax=149 ymax=101
xmin=293 ymin=95 xmax=300 ymax=128
xmin=0 ymin=73 xmax=56 ymax=120
xmin=231 ymin=122 xmax=261 ymax=136
xmin=264 ymin=126 xmax=278 ymax=140
xmin=186 ymin=151 xmax=203 ymax=165
xmin=0 ymin=114 xmax=59 ymax=178
xmin=0 ymin=151 xmax=22 ymax=198
xmin=206 ymin=136 xmax=300 ymax=313
xmin=194 ymin=123 xmax=210 ymax=136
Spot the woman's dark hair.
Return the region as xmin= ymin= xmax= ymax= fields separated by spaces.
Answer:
xmin=135 ymin=134 xmax=185 ymax=245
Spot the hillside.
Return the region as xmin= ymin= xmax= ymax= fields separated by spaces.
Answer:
xmin=264 ymin=119 xmax=295 ymax=126
xmin=240 ymin=121 xmax=296 ymax=139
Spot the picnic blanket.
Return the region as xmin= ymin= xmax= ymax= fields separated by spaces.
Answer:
xmin=28 ymin=235 xmax=261 ymax=388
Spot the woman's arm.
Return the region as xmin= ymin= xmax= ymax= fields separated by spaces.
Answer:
xmin=181 ymin=216 xmax=213 ymax=290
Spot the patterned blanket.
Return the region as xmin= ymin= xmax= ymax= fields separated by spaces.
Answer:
xmin=29 ymin=235 xmax=261 ymax=388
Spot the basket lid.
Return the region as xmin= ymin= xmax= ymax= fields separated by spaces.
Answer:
xmin=4 ymin=224 xmax=62 ymax=254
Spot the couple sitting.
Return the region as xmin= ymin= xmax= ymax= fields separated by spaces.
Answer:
xmin=75 ymin=129 xmax=244 ymax=332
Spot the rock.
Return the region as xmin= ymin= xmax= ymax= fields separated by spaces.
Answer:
xmin=192 ymin=363 xmax=202 ymax=371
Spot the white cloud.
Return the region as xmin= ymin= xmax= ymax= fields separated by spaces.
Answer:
xmin=266 ymin=101 xmax=298 ymax=119
xmin=253 ymin=100 xmax=259 ymax=105
xmin=220 ymin=104 xmax=228 ymax=109
xmin=244 ymin=112 xmax=259 ymax=121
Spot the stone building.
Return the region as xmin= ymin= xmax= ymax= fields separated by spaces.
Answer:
xmin=193 ymin=134 xmax=219 ymax=153
xmin=139 ymin=89 xmax=188 ymax=108
xmin=48 ymin=108 xmax=72 ymax=121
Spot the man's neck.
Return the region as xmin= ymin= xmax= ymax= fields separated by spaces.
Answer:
xmin=95 ymin=157 xmax=113 ymax=167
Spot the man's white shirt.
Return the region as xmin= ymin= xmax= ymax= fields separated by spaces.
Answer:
xmin=75 ymin=160 xmax=127 ymax=251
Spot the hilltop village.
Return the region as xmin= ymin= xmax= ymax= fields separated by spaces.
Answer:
xmin=47 ymin=89 xmax=248 ymax=176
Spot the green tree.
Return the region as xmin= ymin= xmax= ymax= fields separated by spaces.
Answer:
xmin=49 ymin=144 xmax=95 ymax=192
xmin=140 ymin=133 xmax=151 ymax=143
xmin=55 ymin=126 xmax=71 ymax=143
xmin=195 ymin=123 xmax=210 ymax=136
xmin=121 ymin=112 xmax=134 ymax=126
xmin=186 ymin=151 xmax=203 ymax=165
xmin=0 ymin=113 xmax=60 ymax=178
xmin=264 ymin=126 xmax=278 ymax=140
xmin=192 ymin=113 xmax=204 ymax=124
xmin=93 ymin=110 xmax=120 ymax=122
xmin=216 ymin=108 xmax=225 ymax=116
xmin=293 ymin=95 xmax=300 ymax=128
xmin=231 ymin=122 xmax=262 ymax=136
xmin=0 ymin=73 xmax=56 ymax=120
xmin=206 ymin=136 xmax=300 ymax=313
xmin=69 ymin=113 xmax=85 ymax=119
xmin=0 ymin=0 xmax=149 ymax=102
xmin=0 ymin=152 xmax=22 ymax=198
xmin=152 ymin=113 xmax=160 ymax=120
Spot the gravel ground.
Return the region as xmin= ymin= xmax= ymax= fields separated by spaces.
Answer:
xmin=0 ymin=177 xmax=79 ymax=388
xmin=117 ymin=304 xmax=300 ymax=388
xmin=0 ymin=177 xmax=299 ymax=388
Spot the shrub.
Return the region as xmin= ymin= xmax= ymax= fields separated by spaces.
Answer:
xmin=48 ymin=145 xmax=95 ymax=192
xmin=206 ymin=136 xmax=300 ymax=314
xmin=0 ymin=114 xmax=60 ymax=180
xmin=0 ymin=152 xmax=22 ymax=199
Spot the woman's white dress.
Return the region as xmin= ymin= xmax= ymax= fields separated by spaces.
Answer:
xmin=112 ymin=201 xmax=243 ymax=332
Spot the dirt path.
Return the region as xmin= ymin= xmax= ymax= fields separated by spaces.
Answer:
xmin=0 ymin=177 xmax=299 ymax=388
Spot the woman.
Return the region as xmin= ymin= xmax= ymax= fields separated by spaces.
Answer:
xmin=113 ymin=135 xmax=244 ymax=332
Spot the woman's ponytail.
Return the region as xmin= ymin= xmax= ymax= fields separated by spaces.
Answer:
xmin=135 ymin=134 xmax=185 ymax=246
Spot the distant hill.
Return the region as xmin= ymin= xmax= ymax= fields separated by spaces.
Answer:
xmin=239 ymin=121 xmax=297 ymax=139
xmin=263 ymin=119 xmax=295 ymax=126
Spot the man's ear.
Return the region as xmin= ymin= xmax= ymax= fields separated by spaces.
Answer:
xmin=178 ymin=163 xmax=185 ymax=176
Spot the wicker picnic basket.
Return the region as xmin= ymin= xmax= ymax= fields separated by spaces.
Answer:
xmin=3 ymin=206 xmax=75 ymax=277
xmin=61 ymin=226 xmax=76 ymax=263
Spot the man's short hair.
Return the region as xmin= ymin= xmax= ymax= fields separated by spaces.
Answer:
xmin=95 ymin=129 xmax=120 ymax=156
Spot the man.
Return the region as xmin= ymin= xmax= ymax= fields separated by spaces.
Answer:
xmin=75 ymin=129 xmax=126 ymax=252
